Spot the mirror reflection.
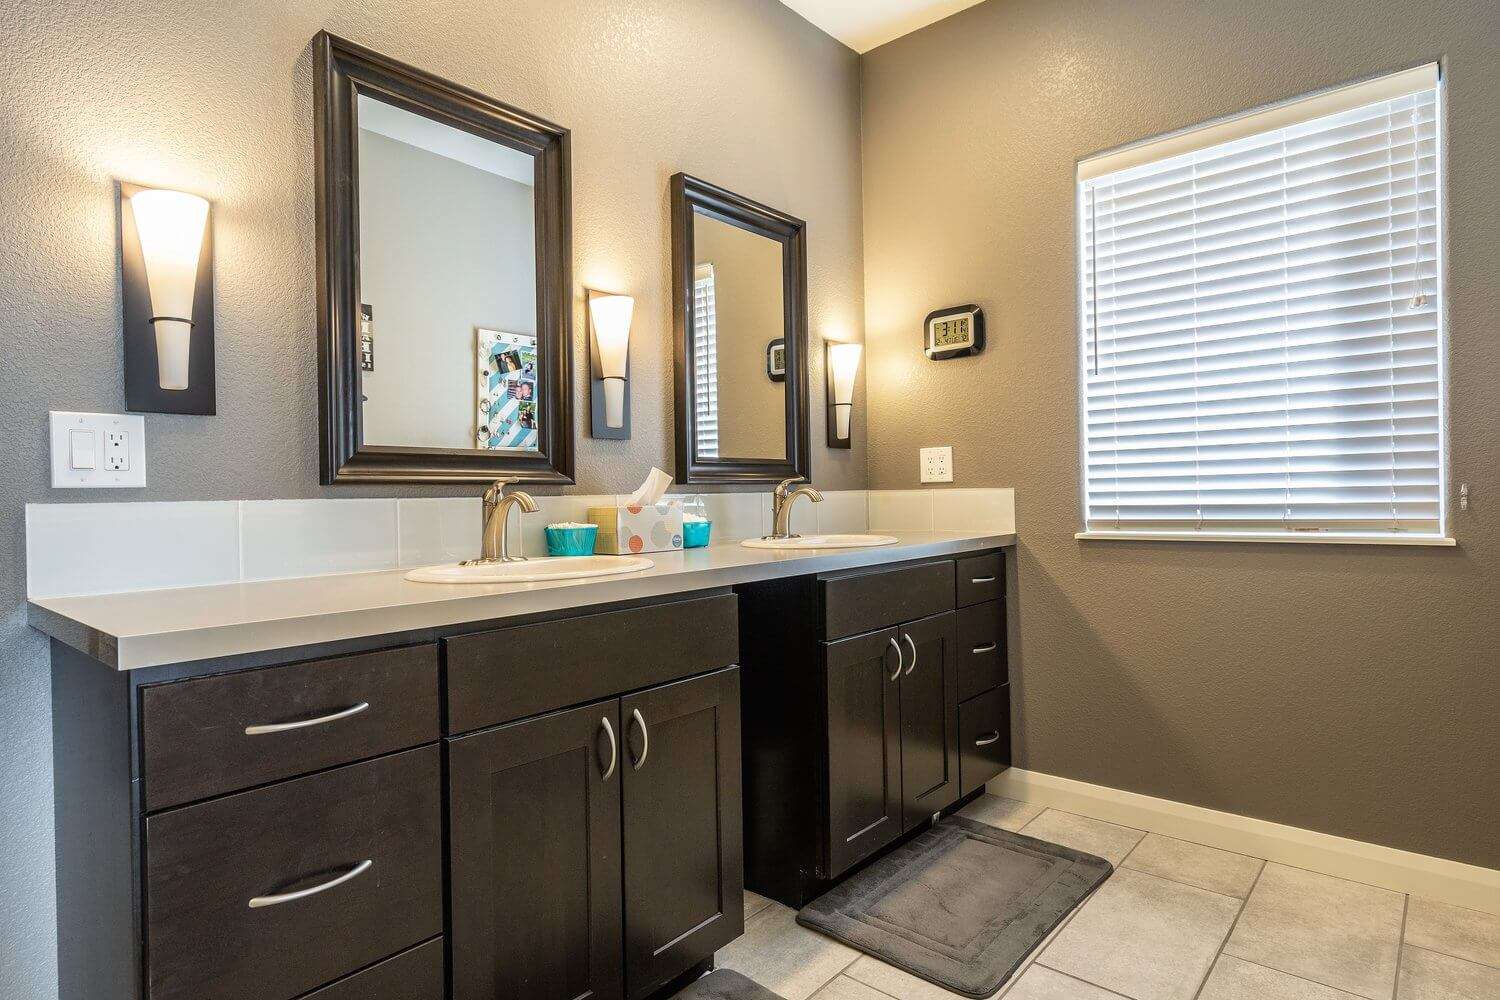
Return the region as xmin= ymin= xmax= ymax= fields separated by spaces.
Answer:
xmin=691 ymin=211 xmax=787 ymax=461
xmin=356 ymin=93 xmax=541 ymax=452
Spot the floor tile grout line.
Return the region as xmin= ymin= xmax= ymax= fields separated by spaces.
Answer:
xmin=1400 ymin=942 xmax=1500 ymax=974
xmin=1189 ymin=858 xmax=1262 ymax=1000
xmin=1115 ymin=861 xmax=1258 ymax=902
xmin=1390 ymin=894 xmax=1410 ymax=1000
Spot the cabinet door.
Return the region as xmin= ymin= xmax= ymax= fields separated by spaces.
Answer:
xmin=448 ymin=700 xmax=624 ymax=1000
xmin=620 ymin=668 xmax=743 ymax=1000
xmin=823 ymin=628 xmax=903 ymax=878
xmin=897 ymin=611 xmax=959 ymax=830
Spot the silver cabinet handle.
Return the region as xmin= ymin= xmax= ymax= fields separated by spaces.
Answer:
xmin=248 ymin=859 xmax=372 ymax=909
xmin=886 ymin=637 xmax=902 ymax=681
xmin=972 ymin=642 xmax=998 ymax=654
xmin=600 ymin=716 xmax=618 ymax=781
xmin=974 ymin=731 xmax=1002 ymax=747
xmin=903 ymin=633 xmax=917 ymax=676
xmin=971 ymin=575 xmax=997 ymax=584
xmin=630 ymin=708 xmax=649 ymax=770
xmin=244 ymin=702 xmax=369 ymax=736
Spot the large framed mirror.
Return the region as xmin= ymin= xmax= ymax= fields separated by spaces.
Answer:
xmin=314 ymin=32 xmax=573 ymax=484
xmin=671 ymin=173 xmax=810 ymax=485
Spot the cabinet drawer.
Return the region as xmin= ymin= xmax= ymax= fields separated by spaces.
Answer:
xmin=145 ymin=747 xmax=443 ymax=1000
xmin=958 ymin=686 xmax=1011 ymax=798
xmin=820 ymin=560 xmax=955 ymax=640
xmin=956 ymin=552 xmax=1004 ymax=608
xmin=303 ymin=938 xmax=444 ymax=1000
xmin=446 ymin=593 xmax=738 ymax=734
xmin=141 ymin=644 xmax=439 ymax=811
xmin=956 ymin=601 xmax=1007 ymax=702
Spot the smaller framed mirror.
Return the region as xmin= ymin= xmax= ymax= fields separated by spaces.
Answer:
xmin=671 ymin=174 xmax=810 ymax=485
xmin=314 ymin=32 xmax=573 ymax=484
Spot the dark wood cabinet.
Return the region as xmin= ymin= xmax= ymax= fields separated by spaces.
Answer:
xmin=824 ymin=628 xmax=904 ymax=877
xmin=897 ymin=611 xmax=959 ymax=829
xmin=448 ymin=700 xmax=625 ymax=1000
xmin=621 ymin=669 xmax=744 ymax=999
xmin=738 ymin=550 xmax=1007 ymax=907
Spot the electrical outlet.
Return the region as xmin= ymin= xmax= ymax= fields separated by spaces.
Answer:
xmin=920 ymin=446 xmax=953 ymax=483
xmin=50 ymin=411 xmax=146 ymax=488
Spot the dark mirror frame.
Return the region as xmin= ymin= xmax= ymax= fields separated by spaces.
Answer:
xmin=670 ymin=173 xmax=810 ymax=486
xmin=314 ymin=32 xmax=574 ymax=485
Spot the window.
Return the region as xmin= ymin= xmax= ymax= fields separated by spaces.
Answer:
xmin=1078 ymin=65 xmax=1448 ymax=544
xmin=693 ymin=263 xmax=720 ymax=457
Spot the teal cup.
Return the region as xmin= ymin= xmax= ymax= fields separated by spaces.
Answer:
xmin=683 ymin=520 xmax=712 ymax=549
xmin=545 ymin=524 xmax=599 ymax=556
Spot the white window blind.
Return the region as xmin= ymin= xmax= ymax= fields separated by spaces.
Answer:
xmin=1078 ymin=66 xmax=1447 ymax=542
xmin=693 ymin=263 xmax=720 ymax=458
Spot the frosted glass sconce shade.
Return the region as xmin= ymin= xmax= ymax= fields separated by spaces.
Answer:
xmin=588 ymin=291 xmax=634 ymax=437
xmin=129 ymin=189 xmax=209 ymax=391
xmin=826 ymin=341 xmax=862 ymax=446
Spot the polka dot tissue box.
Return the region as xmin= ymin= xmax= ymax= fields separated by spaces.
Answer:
xmin=587 ymin=502 xmax=684 ymax=554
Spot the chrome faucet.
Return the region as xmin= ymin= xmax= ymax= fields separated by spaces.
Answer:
xmin=767 ymin=477 xmax=823 ymax=539
xmin=466 ymin=479 xmax=539 ymax=564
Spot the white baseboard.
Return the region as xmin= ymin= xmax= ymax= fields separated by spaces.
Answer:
xmin=989 ymin=768 xmax=1500 ymax=916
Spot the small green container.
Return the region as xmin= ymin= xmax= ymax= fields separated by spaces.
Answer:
xmin=545 ymin=523 xmax=599 ymax=556
xmin=683 ymin=520 xmax=712 ymax=549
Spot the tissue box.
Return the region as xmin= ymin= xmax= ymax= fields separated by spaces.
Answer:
xmin=587 ymin=503 xmax=684 ymax=554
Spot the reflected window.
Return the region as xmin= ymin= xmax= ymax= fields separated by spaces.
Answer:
xmin=693 ymin=263 xmax=720 ymax=457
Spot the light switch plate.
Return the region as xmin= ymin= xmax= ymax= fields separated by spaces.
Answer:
xmin=920 ymin=446 xmax=953 ymax=483
xmin=50 ymin=411 xmax=146 ymax=488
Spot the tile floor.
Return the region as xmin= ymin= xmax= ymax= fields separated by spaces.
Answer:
xmin=716 ymin=795 xmax=1500 ymax=1000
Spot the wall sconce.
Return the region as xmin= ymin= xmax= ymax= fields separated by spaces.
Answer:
xmin=825 ymin=340 xmax=862 ymax=448
xmin=119 ymin=183 xmax=215 ymax=414
xmin=588 ymin=290 xmax=634 ymax=439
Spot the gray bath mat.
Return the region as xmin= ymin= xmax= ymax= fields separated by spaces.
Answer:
xmin=796 ymin=816 xmax=1112 ymax=998
xmin=673 ymin=969 xmax=783 ymax=1000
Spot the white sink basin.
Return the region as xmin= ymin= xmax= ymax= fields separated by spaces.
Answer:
xmin=741 ymin=533 xmax=899 ymax=550
xmin=405 ymin=555 xmax=654 ymax=584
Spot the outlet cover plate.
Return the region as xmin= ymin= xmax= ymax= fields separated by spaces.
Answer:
xmin=920 ymin=446 xmax=953 ymax=483
xmin=50 ymin=411 xmax=146 ymax=488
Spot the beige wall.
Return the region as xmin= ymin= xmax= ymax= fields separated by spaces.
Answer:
xmin=695 ymin=215 xmax=789 ymax=459
xmin=0 ymin=2 xmax=862 ymax=994
xmin=861 ymin=0 xmax=1499 ymax=867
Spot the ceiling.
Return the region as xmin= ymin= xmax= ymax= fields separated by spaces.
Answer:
xmin=777 ymin=0 xmax=988 ymax=53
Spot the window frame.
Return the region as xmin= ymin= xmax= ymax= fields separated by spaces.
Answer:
xmin=1074 ymin=65 xmax=1454 ymax=546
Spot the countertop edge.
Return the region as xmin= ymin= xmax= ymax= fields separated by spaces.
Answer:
xmin=30 ymin=532 xmax=1016 ymax=671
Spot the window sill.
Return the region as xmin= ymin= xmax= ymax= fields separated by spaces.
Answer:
xmin=1076 ymin=530 xmax=1457 ymax=547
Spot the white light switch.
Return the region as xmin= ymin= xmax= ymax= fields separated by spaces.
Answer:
xmin=50 ymin=411 xmax=146 ymax=488
xmin=920 ymin=446 xmax=953 ymax=483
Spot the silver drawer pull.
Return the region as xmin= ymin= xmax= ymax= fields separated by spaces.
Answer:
xmin=630 ymin=708 xmax=649 ymax=770
xmin=971 ymin=642 xmax=998 ymax=654
xmin=974 ymin=732 xmax=1002 ymax=747
xmin=887 ymin=637 xmax=903 ymax=681
xmin=600 ymin=716 xmax=618 ymax=781
xmin=971 ymin=575 xmax=997 ymax=584
xmin=903 ymin=633 xmax=917 ymax=676
xmin=244 ymin=702 xmax=369 ymax=736
xmin=248 ymin=859 xmax=372 ymax=909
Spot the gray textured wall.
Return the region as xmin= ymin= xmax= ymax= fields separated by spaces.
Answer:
xmin=0 ymin=2 xmax=862 ymax=994
xmin=861 ymin=0 xmax=1499 ymax=866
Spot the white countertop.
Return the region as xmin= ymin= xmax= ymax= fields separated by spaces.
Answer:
xmin=29 ymin=530 xmax=1014 ymax=670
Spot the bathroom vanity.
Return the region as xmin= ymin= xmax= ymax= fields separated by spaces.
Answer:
xmin=34 ymin=531 xmax=1013 ymax=1000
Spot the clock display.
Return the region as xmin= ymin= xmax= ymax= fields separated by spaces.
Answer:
xmin=933 ymin=317 xmax=970 ymax=346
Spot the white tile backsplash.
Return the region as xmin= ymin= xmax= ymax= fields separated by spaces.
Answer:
xmin=24 ymin=487 xmax=1011 ymax=598
xmin=398 ymin=497 xmax=481 ymax=567
xmin=867 ymin=490 xmax=933 ymax=531
xmin=25 ymin=501 xmax=240 ymax=599
xmin=241 ymin=499 xmax=398 ymax=582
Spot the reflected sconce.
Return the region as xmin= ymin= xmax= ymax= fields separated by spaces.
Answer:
xmin=119 ymin=183 xmax=215 ymax=413
xmin=588 ymin=290 xmax=634 ymax=438
xmin=825 ymin=340 xmax=862 ymax=449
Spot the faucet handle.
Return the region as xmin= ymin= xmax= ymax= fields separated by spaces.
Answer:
xmin=774 ymin=477 xmax=804 ymax=499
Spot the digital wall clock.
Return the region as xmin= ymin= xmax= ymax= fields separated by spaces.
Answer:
xmin=924 ymin=305 xmax=985 ymax=360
